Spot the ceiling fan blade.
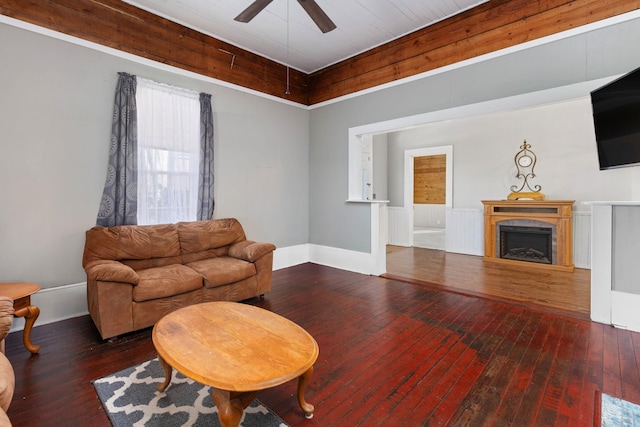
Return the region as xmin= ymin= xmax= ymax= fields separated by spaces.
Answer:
xmin=297 ymin=0 xmax=336 ymax=33
xmin=235 ymin=0 xmax=274 ymax=23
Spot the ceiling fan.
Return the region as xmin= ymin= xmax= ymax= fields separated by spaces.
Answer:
xmin=235 ymin=0 xmax=337 ymax=33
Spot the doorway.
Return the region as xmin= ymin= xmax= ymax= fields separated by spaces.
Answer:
xmin=404 ymin=146 xmax=453 ymax=250
xmin=412 ymin=154 xmax=446 ymax=250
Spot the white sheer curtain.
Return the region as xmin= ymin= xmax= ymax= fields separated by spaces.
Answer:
xmin=136 ymin=77 xmax=200 ymax=225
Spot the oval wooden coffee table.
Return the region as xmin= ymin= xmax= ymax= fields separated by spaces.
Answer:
xmin=152 ymin=301 xmax=319 ymax=427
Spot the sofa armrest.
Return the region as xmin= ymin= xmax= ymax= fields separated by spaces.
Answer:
xmin=85 ymin=260 xmax=139 ymax=285
xmin=0 ymin=297 xmax=14 ymax=346
xmin=228 ymin=241 xmax=276 ymax=263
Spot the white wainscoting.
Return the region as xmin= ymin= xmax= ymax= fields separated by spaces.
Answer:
xmin=387 ymin=207 xmax=592 ymax=267
xmin=413 ymin=204 xmax=446 ymax=228
xmin=388 ymin=206 xmax=411 ymax=246
xmin=446 ymin=208 xmax=485 ymax=256
xmin=573 ymin=211 xmax=591 ymax=269
xmin=387 ymin=207 xmax=484 ymax=255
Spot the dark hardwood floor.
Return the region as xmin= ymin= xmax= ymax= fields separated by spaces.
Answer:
xmin=5 ymin=261 xmax=639 ymax=426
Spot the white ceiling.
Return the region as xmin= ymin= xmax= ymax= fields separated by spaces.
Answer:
xmin=122 ymin=0 xmax=489 ymax=74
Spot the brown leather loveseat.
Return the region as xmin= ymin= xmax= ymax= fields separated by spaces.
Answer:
xmin=0 ymin=296 xmax=14 ymax=427
xmin=83 ymin=218 xmax=276 ymax=340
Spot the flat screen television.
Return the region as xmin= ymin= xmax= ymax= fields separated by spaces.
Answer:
xmin=590 ymin=66 xmax=640 ymax=170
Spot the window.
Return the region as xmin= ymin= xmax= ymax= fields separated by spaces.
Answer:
xmin=136 ymin=78 xmax=201 ymax=225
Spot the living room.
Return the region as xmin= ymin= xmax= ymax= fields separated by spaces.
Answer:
xmin=2 ymin=0 xmax=640 ymax=425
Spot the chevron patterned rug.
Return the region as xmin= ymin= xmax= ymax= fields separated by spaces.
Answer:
xmin=600 ymin=392 xmax=640 ymax=427
xmin=93 ymin=358 xmax=288 ymax=427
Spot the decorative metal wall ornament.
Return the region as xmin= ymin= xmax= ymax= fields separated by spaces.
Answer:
xmin=507 ymin=140 xmax=545 ymax=200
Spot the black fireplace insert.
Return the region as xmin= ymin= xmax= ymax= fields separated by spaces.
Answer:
xmin=499 ymin=225 xmax=553 ymax=264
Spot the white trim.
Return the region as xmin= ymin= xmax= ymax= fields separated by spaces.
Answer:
xmin=403 ymin=146 xmax=453 ymax=247
xmin=273 ymin=244 xmax=310 ymax=270
xmin=10 ymin=244 xmax=380 ymax=332
xmin=369 ymin=202 xmax=388 ymax=276
xmin=611 ymin=291 xmax=640 ymax=332
xmin=347 ymin=79 xmax=613 ymax=277
xmin=2 ymin=9 xmax=639 ymax=110
xmin=0 ymin=15 xmax=307 ymax=110
xmin=309 ymin=9 xmax=640 ymax=109
xmin=308 ymin=244 xmax=379 ymax=276
xmin=347 ymin=78 xmax=614 ymax=209
xmin=348 ymin=78 xmax=616 ymax=140
xmin=590 ymin=204 xmax=613 ymax=325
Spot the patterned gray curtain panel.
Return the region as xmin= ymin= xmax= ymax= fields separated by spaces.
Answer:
xmin=197 ymin=92 xmax=215 ymax=221
xmin=96 ymin=72 xmax=138 ymax=227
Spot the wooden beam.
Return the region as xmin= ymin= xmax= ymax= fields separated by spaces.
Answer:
xmin=1 ymin=0 xmax=638 ymax=105
xmin=307 ymin=0 xmax=640 ymax=104
xmin=0 ymin=0 xmax=309 ymax=104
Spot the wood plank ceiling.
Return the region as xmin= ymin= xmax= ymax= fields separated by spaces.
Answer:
xmin=1 ymin=0 xmax=639 ymax=105
xmin=121 ymin=0 xmax=490 ymax=74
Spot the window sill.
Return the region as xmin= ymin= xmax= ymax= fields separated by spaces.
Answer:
xmin=346 ymin=199 xmax=389 ymax=204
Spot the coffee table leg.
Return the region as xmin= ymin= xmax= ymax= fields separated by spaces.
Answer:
xmin=297 ymin=366 xmax=315 ymax=418
xmin=211 ymin=389 xmax=256 ymax=427
xmin=14 ymin=304 xmax=40 ymax=354
xmin=156 ymin=356 xmax=173 ymax=392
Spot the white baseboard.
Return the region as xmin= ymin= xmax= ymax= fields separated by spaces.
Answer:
xmin=12 ymin=244 xmax=378 ymax=332
xmin=273 ymin=244 xmax=310 ymax=270
xmin=8 ymin=239 xmax=594 ymax=333
xmin=309 ymin=244 xmax=381 ymax=275
xmin=611 ymin=291 xmax=640 ymax=333
xmin=275 ymin=243 xmax=380 ymax=275
xmin=10 ymin=282 xmax=89 ymax=333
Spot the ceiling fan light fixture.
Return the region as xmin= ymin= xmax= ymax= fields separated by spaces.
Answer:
xmin=297 ymin=0 xmax=336 ymax=33
xmin=234 ymin=0 xmax=336 ymax=33
xmin=234 ymin=0 xmax=273 ymax=23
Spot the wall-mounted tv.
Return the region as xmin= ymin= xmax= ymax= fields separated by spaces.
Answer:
xmin=591 ymin=66 xmax=640 ymax=170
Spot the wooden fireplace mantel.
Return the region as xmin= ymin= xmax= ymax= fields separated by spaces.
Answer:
xmin=482 ymin=200 xmax=575 ymax=272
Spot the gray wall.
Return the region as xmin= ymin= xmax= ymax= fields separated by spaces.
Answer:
xmin=3 ymin=13 xmax=640 ymax=289
xmin=385 ymin=97 xmax=629 ymax=209
xmin=0 ymin=22 xmax=310 ymax=289
xmin=308 ymin=15 xmax=640 ymax=253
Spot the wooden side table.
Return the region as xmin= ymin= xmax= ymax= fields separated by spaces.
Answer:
xmin=0 ymin=282 xmax=41 ymax=353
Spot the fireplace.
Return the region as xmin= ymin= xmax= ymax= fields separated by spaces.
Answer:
xmin=482 ymin=200 xmax=574 ymax=271
xmin=499 ymin=225 xmax=553 ymax=264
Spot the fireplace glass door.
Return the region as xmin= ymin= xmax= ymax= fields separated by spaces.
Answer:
xmin=499 ymin=225 xmax=553 ymax=264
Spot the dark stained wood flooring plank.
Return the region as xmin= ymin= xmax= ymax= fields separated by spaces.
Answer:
xmin=482 ymin=311 xmax=552 ymax=425
xmin=3 ymin=262 xmax=640 ymax=427
xmin=602 ymin=324 xmax=623 ymax=400
xmin=401 ymin=301 xmax=518 ymax=425
xmin=438 ymin=306 xmax=536 ymax=426
xmin=535 ymin=319 xmax=579 ymax=426
xmin=616 ymin=328 xmax=640 ymax=404
xmin=557 ymin=320 xmax=590 ymax=425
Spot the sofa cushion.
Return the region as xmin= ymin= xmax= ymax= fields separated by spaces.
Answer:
xmin=133 ymin=264 xmax=203 ymax=303
xmin=186 ymin=257 xmax=256 ymax=288
xmin=178 ymin=219 xmax=246 ymax=263
xmin=84 ymin=223 xmax=182 ymax=270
